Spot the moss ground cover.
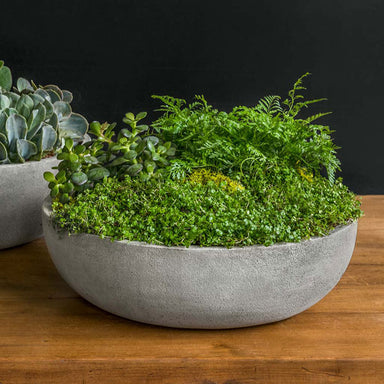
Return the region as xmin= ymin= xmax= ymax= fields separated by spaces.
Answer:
xmin=52 ymin=170 xmax=361 ymax=248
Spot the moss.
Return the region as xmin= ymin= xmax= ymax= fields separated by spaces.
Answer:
xmin=52 ymin=171 xmax=362 ymax=248
xmin=188 ymin=168 xmax=244 ymax=193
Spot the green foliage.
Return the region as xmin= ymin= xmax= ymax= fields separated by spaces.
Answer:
xmin=44 ymin=112 xmax=176 ymax=203
xmin=152 ymin=74 xmax=339 ymax=183
xmin=0 ymin=60 xmax=88 ymax=164
xmin=48 ymin=73 xmax=363 ymax=248
xmin=51 ymin=172 xmax=362 ymax=248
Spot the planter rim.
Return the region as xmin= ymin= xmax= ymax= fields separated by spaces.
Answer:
xmin=43 ymin=197 xmax=357 ymax=252
xmin=0 ymin=156 xmax=57 ymax=170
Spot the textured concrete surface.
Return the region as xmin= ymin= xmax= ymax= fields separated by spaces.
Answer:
xmin=0 ymin=158 xmax=58 ymax=249
xmin=42 ymin=199 xmax=358 ymax=329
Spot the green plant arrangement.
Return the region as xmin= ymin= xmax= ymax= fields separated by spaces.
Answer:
xmin=46 ymin=74 xmax=363 ymax=247
xmin=0 ymin=60 xmax=88 ymax=164
xmin=42 ymin=74 xmax=363 ymax=328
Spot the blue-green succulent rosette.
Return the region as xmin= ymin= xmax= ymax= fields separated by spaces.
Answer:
xmin=0 ymin=60 xmax=88 ymax=164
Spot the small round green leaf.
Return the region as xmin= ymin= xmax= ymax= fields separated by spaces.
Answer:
xmin=56 ymin=170 xmax=67 ymax=183
xmin=146 ymin=140 xmax=155 ymax=153
xmin=124 ymin=150 xmax=137 ymax=161
xmin=109 ymin=157 xmax=128 ymax=167
xmin=74 ymin=144 xmax=86 ymax=154
xmin=60 ymin=193 xmax=70 ymax=203
xmin=90 ymin=121 xmax=101 ymax=136
xmin=43 ymin=171 xmax=56 ymax=183
xmin=136 ymin=111 xmax=147 ymax=121
xmin=135 ymin=140 xmax=146 ymax=154
xmin=50 ymin=184 xmax=59 ymax=197
xmin=71 ymin=172 xmax=88 ymax=186
xmin=127 ymin=163 xmax=143 ymax=176
xmin=62 ymin=182 xmax=74 ymax=193
xmin=57 ymin=152 xmax=69 ymax=160
xmin=124 ymin=112 xmax=135 ymax=122
xmin=65 ymin=138 xmax=74 ymax=150
xmin=84 ymin=155 xmax=99 ymax=164
xmin=69 ymin=153 xmax=78 ymax=162
xmin=120 ymin=129 xmax=132 ymax=139
xmin=136 ymin=124 xmax=149 ymax=132
xmin=144 ymin=136 xmax=159 ymax=145
xmin=166 ymin=147 xmax=176 ymax=156
xmin=87 ymin=167 xmax=110 ymax=181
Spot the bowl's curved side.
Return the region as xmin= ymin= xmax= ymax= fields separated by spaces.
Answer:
xmin=0 ymin=158 xmax=59 ymax=249
xmin=42 ymin=199 xmax=358 ymax=329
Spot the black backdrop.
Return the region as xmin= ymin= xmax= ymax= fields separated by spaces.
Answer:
xmin=1 ymin=0 xmax=383 ymax=193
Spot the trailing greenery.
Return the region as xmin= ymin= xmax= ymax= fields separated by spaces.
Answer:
xmin=0 ymin=60 xmax=88 ymax=164
xmin=52 ymin=171 xmax=362 ymax=247
xmin=44 ymin=112 xmax=176 ymax=203
xmin=152 ymin=73 xmax=339 ymax=183
xmin=48 ymin=74 xmax=363 ymax=247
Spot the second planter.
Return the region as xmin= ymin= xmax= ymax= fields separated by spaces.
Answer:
xmin=0 ymin=157 xmax=58 ymax=249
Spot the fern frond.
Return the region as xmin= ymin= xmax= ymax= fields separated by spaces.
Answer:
xmin=167 ymin=159 xmax=193 ymax=180
xmin=304 ymin=111 xmax=332 ymax=124
xmin=190 ymin=95 xmax=210 ymax=111
xmin=283 ymin=72 xmax=311 ymax=116
xmin=255 ymin=95 xmax=282 ymax=115
xmin=151 ymin=95 xmax=186 ymax=112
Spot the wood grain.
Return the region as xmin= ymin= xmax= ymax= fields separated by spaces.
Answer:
xmin=0 ymin=195 xmax=383 ymax=383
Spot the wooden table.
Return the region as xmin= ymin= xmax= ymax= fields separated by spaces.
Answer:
xmin=0 ymin=196 xmax=383 ymax=383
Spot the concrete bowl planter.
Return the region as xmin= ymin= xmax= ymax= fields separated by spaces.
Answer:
xmin=42 ymin=198 xmax=358 ymax=329
xmin=0 ymin=157 xmax=59 ymax=249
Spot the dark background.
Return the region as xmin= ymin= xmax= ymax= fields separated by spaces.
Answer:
xmin=1 ymin=0 xmax=383 ymax=193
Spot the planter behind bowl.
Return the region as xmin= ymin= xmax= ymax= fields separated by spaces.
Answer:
xmin=42 ymin=199 xmax=357 ymax=329
xmin=0 ymin=157 xmax=59 ymax=249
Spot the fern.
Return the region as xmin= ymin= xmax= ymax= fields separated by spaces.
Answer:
xmin=255 ymin=95 xmax=282 ymax=115
xmin=282 ymin=72 xmax=330 ymax=120
xmin=152 ymin=95 xmax=186 ymax=114
xmin=282 ymin=72 xmax=309 ymax=115
xmin=304 ymin=111 xmax=332 ymax=124
xmin=152 ymin=74 xmax=340 ymax=184
xmin=167 ymin=159 xmax=193 ymax=180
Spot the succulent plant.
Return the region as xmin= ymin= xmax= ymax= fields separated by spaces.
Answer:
xmin=0 ymin=60 xmax=88 ymax=164
xmin=44 ymin=112 xmax=176 ymax=203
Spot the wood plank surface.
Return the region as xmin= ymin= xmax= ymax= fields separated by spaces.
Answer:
xmin=0 ymin=195 xmax=383 ymax=383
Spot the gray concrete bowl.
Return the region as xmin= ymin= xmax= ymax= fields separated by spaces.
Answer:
xmin=42 ymin=198 xmax=357 ymax=329
xmin=0 ymin=157 xmax=58 ymax=249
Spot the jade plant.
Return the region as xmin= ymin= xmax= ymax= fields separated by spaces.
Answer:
xmin=0 ymin=60 xmax=88 ymax=164
xmin=44 ymin=112 xmax=176 ymax=203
